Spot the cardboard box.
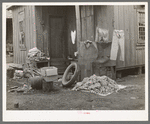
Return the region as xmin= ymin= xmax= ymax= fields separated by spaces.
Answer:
xmin=41 ymin=66 xmax=58 ymax=76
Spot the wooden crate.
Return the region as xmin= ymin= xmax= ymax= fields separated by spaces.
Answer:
xmin=92 ymin=61 xmax=116 ymax=80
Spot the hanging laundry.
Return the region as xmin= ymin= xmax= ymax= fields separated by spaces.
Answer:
xmin=110 ymin=30 xmax=125 ymax=61
xmin=95 ymin=27 xmax=109 ymax=42
xmin=71 ymin=30 xmax=76 ymax=44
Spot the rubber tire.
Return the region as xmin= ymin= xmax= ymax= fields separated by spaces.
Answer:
xmin=62 ymin=63 xmax=79 ymax=87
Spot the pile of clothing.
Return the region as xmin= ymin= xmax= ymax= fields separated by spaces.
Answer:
xmin=72 ymin=75 xmax=122 ymax=96
xmin=27 ymin=47 xmax=49 ymax=61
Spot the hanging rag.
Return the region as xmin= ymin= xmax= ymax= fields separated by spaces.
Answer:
xmin=71 ymin=30 xmax=76 ymax=44
xmin=95 ymin=27 xmax=109 ymax=43
xmin=110 ymin=30 xmax=125 ymax=61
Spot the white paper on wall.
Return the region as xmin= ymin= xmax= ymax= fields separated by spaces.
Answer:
xmin=71 ymin=30 xmax=76 ymax=44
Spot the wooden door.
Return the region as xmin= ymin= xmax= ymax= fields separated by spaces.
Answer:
xmin=49 ymin=16 xmax=67 ymax=74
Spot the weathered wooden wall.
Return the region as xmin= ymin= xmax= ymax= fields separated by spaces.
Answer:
xmin=94 ymin=5 xmax=114 ymax=60
xmin=6 ymin=18 xmax=13 ymax=44
xmin=12 ymin=6 xmax=36 ymax=64
xmin=114 ymin=5 xmax=145 ymax=69
xmin=66 ymin=6 xmax=77 ymax=58
xmin=79 ymin=5 xmax=145 ymax=71
xmin=81 ymin=5 xmax=95 ymax=41
xmin=35 ymin=6 xmax=77 ymax=58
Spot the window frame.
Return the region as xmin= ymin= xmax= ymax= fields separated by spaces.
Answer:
xmin=18 ymin=9 xmax=26 ymax=51
xmin=137 ymin=9 xmax=145 ymax=44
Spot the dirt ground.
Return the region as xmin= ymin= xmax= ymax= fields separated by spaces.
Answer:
xmin=6 ymin=73 xmax=145 ymax=110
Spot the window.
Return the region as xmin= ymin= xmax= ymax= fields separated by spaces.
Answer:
xmin=18 ymin=10 xmax=26 ymax=50
xmin=19 ymin=21 xmax=23 ymax=32
xmin=138 ymin=10 xmax=145 ymax=43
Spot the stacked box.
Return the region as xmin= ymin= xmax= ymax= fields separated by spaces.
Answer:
xmin=41 ymin=66 xmax=58 ymax=76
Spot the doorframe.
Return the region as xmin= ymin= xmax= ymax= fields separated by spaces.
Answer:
xmin=49 ymin=15 xmax=65 ymax=59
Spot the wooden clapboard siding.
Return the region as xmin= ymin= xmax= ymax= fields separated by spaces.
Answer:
xmin=129 ymin=6 xmax=136 ymax=66
xmin=75 ymin=5 xmax=81 ymax=52
xmin=113 ymin=5 xmax=145 ymax=69
xmin=81 ymin=5 xmax=94 ymax=41
xmin=12 ymin=6 xmax=36 ymax=64
xmin=115 ymin=5 xmax=125 ymax=68
xmin=136 ymin=46 xmax=145 ymax=65
xmin=35 ymin=6 xmax=69 ymax=73
xmin=35 ymin=6 xmax=68 ymax=56
xmin=94 ymin=5 xmax=114 ymax=59
xmin=42 ymin=6 xmax=49 ymax=56
xmin=124 ymin=6 xmax=130 ymax=67
xmin=6 ymin=19 xmax=13 ymax=44
xmin=35 ymin=6 xmax=43 ymax=53
xmin=66 ymin=6 xmax=77 ymax=58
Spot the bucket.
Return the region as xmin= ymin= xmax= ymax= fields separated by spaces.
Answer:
xmin=7 ymin=68 xmax=15 ymax=78
xmin=28 ymin=76 xmax=43 ymax=90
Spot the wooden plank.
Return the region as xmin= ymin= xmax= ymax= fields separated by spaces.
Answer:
xmin=22 ymin=6 xmax=26 ymax=64
xmin=81 ymin=6 xmax=86 ymax=18
xmin=75 ymin=5 xmax=81 ymax=51
xmin=16 ymin=7 xmax=19 ymax=64
xmin=20 ymin=6 xmax=23 ymax=63
xmin=20 ymin=6 xmax=23 ymax=64
xmin=12 ymin=9 xmax=16 ymax=63
xmin=102 ymin=6 xmax=107 ymax=28
xmin=136 ymin=49 xmax=143 ymax=65
xmin=104 ymin=6 xmax=114 ymax=57
xmin=143 ymin=48 xmax=145 ymax=64
xmin=134 ymin=7 xmax=138 ymax=44
xmin=30 ymin=6 xmax=33 ymax=49
xmin=116 ymin=6 xmax=125 ymax=68
xmin=16 ymin=7 xmax=18 ymax=63
xmin=36 ymin=6 xmax=43 ymax=52
xmin=32 ymin=6 xmax=36 ymax=48
xmin=138 ymin=50 xmax=142 ymax=65
xmin=66 ymin=6 xmax=77 ymax=58
xmin=29 ymin=5 xmax=32 ymax=49
xmin=136 ymin=49 xmax=138 ymax=65
xmin=130 ymin=6 xmax=136 ymax=66
xmin=124 ymin=6 xmax=130 ymax=67
xmin=90 ymin=6 xmax=94 ymax=15
xmin=114 ymin=5 xmax=119 ymax=29
xmin=86 ymin=15 xmax=94 ymax=41
xmin=15 ymin=7 xmax=18 ymax=63
xmin=86 ymin=5 xmax=91 ymax=17
xmin=140 ymin=49 xmax=143 ymax=65
xmin=42 ymin=6 xmax=48 ymax=55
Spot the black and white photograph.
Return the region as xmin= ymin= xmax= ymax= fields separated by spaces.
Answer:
xmin=3 ymin=2 xmax=148 ymax=121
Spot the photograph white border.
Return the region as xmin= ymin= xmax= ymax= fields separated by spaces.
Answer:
xmin=3 ymin=2 xmax=148 ymax=121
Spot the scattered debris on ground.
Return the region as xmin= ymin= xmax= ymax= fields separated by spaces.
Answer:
xmin=72 ymin=74 xmax=127 ymax=96
xmin=6 ymin=73 xmax=145 ymax=110
xmin=8 ymin=84 xmax=32 ymax=93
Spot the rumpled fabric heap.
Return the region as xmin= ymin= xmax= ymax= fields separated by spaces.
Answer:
xmin=27 ymin=47 xmax=46 ymax=61
xmin=72 ymin=75 xmax=121 ymax=96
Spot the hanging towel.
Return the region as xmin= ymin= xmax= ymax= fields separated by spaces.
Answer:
xmin=71 ymin=30 xmax=76 ymax=44
xmin=110 ymin=30 xmax=124 ymax=61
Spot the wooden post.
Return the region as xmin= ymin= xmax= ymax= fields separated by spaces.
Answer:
xmin=75 ymin=5 xmax=81 ymax=52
